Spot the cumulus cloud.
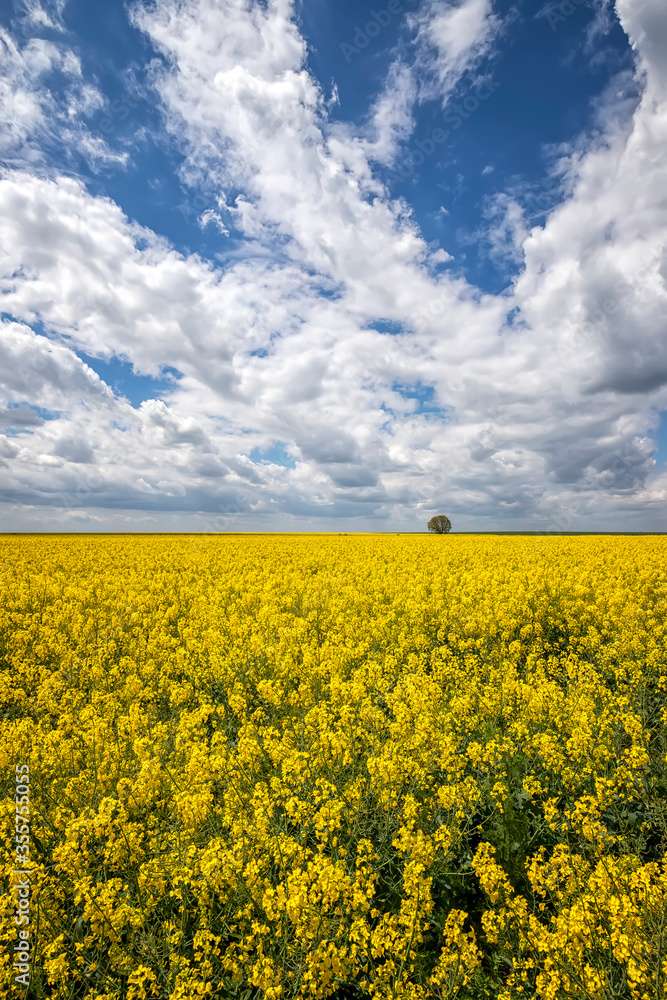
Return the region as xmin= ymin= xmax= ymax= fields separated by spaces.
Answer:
xmin=0 ymin=0 xmax=666 ymax=529
xmin=617 ymin=0 xmax=667 ymax=91
xmin=510 ymin=0 xmax=667 ymax=411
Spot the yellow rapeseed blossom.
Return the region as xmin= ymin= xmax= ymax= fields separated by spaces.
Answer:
xmin=0 ymin=533 xmax=666 ymax=999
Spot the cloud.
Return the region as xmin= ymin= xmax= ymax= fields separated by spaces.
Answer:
xmin=361 ymin=62 xmax=417 ymax=166
xmin=509 ymin=0 xmax=667 ymax=409
xmin=479 ymin=192 xmax=528 ymax=269
xmin=617 ymin=0 xmax=667 ymax=91
xmin=409 ymin=0 xmax=502 ymax=105
xmin=0 ymin=402 xmax=44 ymax=429
xmin=0 ymin=317 xmax=114 ymax=407
xmin=0 ymin=9 xmax=127 ymax=171
xmin=198 ymin=208 xmax=230 ymax=235
xmin=339 ymin=0 xmax=503 ymax=169
xmin=0 ymin=0 xmax=666 ymax=529
xmin=52 ymin=434 xmax=95 ymax=463
xmin=15 ymin=0 xmax=67 ymax=32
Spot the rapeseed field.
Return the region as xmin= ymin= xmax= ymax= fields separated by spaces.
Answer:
xmin=1 ymin=533 xmax=666 ymax=1000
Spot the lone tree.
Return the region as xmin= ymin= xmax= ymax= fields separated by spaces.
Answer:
xmin=427 ymin=514 xmax=452 ymax=534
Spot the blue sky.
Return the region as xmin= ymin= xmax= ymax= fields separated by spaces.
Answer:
xmin=0 ymin=0 xmax=666 ymax=531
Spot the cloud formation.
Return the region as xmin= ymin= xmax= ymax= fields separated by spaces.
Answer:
xmin=0 ymin=0 xmax=666 ymax=530
xmin=410 ymin=0 xmax=502 ymax=104
xmin=0 ymin=5 xmax=128 ymax=172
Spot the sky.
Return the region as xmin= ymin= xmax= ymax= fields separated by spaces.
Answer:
xmin=0 ymin=0 xmax=666 ymax=533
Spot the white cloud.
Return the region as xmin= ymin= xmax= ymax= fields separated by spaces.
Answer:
xmin=481 ymin=192 xmax=529 ymax=268
xmin=617 ymin=0 xmax=667 ymax=92
xmin=0 ymin=0 xmax=666 ymax=529
xmin=360 ymin=62 xmax=417 ymax=166
xmin=343 ymin=0 xmax=503 ymax=169
xmin=0 ymin=13 xmax=127 ymax=171
xmin=409 ymin=0 xmax=502 ymax=105
xmin=16 ymin=0 xmax=67 ymax=32
xmin=198 ymin=208 xmax=230 ymax=235
xmin=510 ymin=0 xmax=667 ymax=408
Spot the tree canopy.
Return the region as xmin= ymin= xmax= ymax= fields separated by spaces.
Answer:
xmin=427 ymin=515 xmax=452 ymax=534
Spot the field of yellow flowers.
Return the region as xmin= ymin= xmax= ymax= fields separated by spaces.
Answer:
xmin=1 ymin=533 xmax=666 ymax=1000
